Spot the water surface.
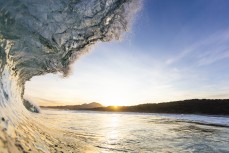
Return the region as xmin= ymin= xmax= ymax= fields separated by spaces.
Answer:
xmin=37 ymin=110 xmax=229 ymax=153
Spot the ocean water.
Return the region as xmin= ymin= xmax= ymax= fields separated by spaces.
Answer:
xmin=0 ymin=0 xmax=140 ymax=152
xmin=0 ymin=0 xmax=229 ymax=152
xmin=32 ymin=110 xmax=229 ymax=153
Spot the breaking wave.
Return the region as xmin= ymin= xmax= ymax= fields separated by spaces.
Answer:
xmin=0 ymin=0 xmax=140 ymax=152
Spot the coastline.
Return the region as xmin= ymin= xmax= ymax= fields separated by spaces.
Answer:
xmin=41 ymin=99 xmax=229 ymax=115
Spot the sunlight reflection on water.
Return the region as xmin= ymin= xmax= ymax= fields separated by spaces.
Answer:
xmin=37 ymin=110 xmax=229 ymax=153
xmin=107 ymin=115 xmax=119 ymax=140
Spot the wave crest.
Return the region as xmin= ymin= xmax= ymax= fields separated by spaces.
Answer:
xmin=0 ymin=0 xmax=140 ymax=84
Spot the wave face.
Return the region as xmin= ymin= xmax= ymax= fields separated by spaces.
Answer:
xmin=0 ymin=0 xmax=140 ymax=152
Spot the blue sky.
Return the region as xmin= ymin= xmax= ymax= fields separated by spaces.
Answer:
xmin=25 ymin=0 xmax=229 ymax=106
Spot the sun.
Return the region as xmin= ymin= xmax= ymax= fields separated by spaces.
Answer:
xmin=110 ymin=105 xmax=120 ymax=111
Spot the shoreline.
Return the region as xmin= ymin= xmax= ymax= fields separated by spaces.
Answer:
xmin=41 ymin=99 xmax=229 ymax=116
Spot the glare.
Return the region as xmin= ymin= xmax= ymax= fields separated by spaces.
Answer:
xmin=99 ymin=95 xmax=127 ymax=106
xmin=107 ymin=115 xmax=120 ymax=140
xmin=25 ymin=42 xmax=217 ymax=107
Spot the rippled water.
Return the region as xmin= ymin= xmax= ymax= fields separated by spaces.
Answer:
xmin=32 ymin=110 xmax=229 ymax=153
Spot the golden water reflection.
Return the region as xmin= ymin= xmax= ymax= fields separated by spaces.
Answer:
xmin=105 ymin=114 xmax=121 ymax=145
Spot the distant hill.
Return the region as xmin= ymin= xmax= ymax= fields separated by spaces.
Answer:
xmin=41 ymin=102 xmax=103 ymax=110
xmin=41 ymin=99 xmax=229 ymax=115
xmin=90 ymin=99 xmax=229 ymax=115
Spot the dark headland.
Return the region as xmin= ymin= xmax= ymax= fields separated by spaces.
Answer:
xmin=41 ymin=99 xmax=229 ymax=115
xmin=41 ymin=102 xmax=103 ymax=110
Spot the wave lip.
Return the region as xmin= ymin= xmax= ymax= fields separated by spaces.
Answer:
xmin=0 ymin=0 xmax=140 ymax=84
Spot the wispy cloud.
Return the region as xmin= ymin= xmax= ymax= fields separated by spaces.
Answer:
xmin=166 ymin=30 xmax=229 ymax=66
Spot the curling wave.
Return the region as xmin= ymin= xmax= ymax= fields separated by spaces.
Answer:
xmin=0 ymin=0 xmax=140 ymax=152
